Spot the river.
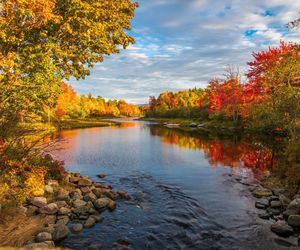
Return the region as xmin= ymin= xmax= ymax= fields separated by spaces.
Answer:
xmin=49 ymin=119 xmax=285 ymax=250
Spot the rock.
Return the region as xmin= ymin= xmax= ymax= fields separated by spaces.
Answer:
xmin=24 ymin=241 xmax=55 ymax=249
xmin=188 ymin=123 xmax=197 ymax=128
xmin=56 ymin=189 xmax=70 ymax=202
xmin=44 ymin=215 xmax=57 ymax=225
xmin=287 ymin=198 xmax=300 ymax=212
xmin=258 ymin=211 xmax=270 ymax=220
xmin=71 ymin=223 xmax=83 ymax=233
xmin=255 ymin=198 xmax=269 ymax=209
xmin=94 ymin=198 xmax=111 ymax=210
xmin=39 ymin=203 xmax=59 ymax=215
xmin=92 ymin=188 xmax=103 ymax=198
xmin=279 ymin=194 xmax=291 ymax=208
xmin=270 ymin=200 xmax=282 ymax=208
xmin=293 ymin=194 xmax=300 ymax=199
xmin=283 ymin=209 xmax=298 ymax=220
xmin=73 ymin=199 xmax=87 ymax=208
xmin=29 ymin=197 xmax=47 ymax=208
xmin=44 ymin=185 xmax=54 ymax=194
xmin=58 ymin=207 xmax=71 ymax=215
xmin=91 ymin=214 xmax=104 ymax=222
xmin=87 ymin=244 xmax=104 ymax=250
xmin=36 ymin=232 xmax=52 ymax=242
xmin=26 ymin=205 xmax=39 ymax=216
xmin=108 ymin=200 xmax=116 ymax=211
xmin=47 ymin=180 xmax=59 ymax=187
xmin=40 ymin=225 xmax=55 ymax=234
xmin=288 ymin=215 xmax=300 ymax=228
xmin=84 ymin=216 xmax=96 ymax=228
xmin=273 ymin=188 xmax=287 ymax=196
xmin=70 ymin=190 xmax=82 ymax=200
xmin=78 ymin=178 xmax=93 ymax=187
xmin=268 ymin=195 xmax=279 ymax=202
xmin=32 ymin=189 xmax=45 ymax=197
xmin=267 ymin=207 xmax=281 ymax=216
xmin=270 ymin=221 xmax=294 ymax=237
xmin=81 ymin=187 xmax=91 ymax=195
xmin=88 ymin=208 xmax=99 ymax=215
xmin=253 ymin=188 xmax=272 ymax=198
xmin=79 ymin=215 xmax=89 ymax=220
xmin=83 ymin=193 xmax=97 ymax=203
xmin=94 ymin=183 xmax=104 ymax=188
xmin=117 ymin=191 xmax=128 ymax=199
xmin=97 ymin=173 xmax=106 ymax=179
xmin=56 ymin=216 xmax=70 ymax=225
xmin=52 ymin=225 xmax=69 ymax=242
xmin=73 ymin=205 xmax=89 ymax=215
xmin=74 ymin=173 xmax=81 ymax=177
xmin=55 ymin=200 xmax=68 ymax=208
xmin=69 ymin=176 xmax=80 ymax=183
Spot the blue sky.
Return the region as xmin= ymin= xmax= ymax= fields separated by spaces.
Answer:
xmin=70 ymin=0 xmax=300 ymax=104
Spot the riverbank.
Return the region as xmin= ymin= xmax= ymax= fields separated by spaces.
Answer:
xmin=0 ymin=171 xmax=130 ymax=249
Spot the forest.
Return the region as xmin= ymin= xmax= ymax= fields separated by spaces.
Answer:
xmin=147 ymin=42 xmax=300 ymax=137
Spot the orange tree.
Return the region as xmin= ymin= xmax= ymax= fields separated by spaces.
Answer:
xmin=0 ymin=0 xmax=138 ymax=129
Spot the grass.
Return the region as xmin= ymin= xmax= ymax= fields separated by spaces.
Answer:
xmin=0 ymin=212 xmax=46 ymax=247
xmin=52 ymin=118 xmax=119 ymax=130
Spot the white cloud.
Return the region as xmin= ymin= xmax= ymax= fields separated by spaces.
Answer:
xmin=69 ymin=0 xmax=300 ymax=104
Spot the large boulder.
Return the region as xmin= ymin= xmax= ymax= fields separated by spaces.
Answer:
xmin=52 ymin=225 xmax=69 ymax=242
xmin=271 ymin=221 xmax=294 ymax=237
xmin=39 ymin=203 xmax=59 ymax=215
xmin=29 ymin=197 xmax=47 ymax=208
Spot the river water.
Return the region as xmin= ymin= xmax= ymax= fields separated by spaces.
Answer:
xmin=49 ymin=119 xmax=286 ymax=250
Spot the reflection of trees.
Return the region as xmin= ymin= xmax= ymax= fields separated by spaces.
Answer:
xmin=149 ymin=126 xmax=273 ymax=172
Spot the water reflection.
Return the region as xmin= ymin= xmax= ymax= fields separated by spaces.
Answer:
xmin=150 ymin=126 xmax=273 ymax=173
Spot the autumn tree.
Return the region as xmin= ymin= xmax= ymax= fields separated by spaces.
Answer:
xmin=246 ymin=42 xmax=300 ymax=135
xmin=0 ymin=0 xmax=138 ymax=129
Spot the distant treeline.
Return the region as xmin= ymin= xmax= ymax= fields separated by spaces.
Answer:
xmin=53 ymin=83 xmax=144 ymax=119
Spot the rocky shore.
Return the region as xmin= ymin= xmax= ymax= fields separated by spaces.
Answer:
xmin=230 ymin=173 xmax=300 ymax=247
xmin=17 ymin=172 xmax=130 ymax=249
xmin=252 ymin=186 xmax=300 ymax=242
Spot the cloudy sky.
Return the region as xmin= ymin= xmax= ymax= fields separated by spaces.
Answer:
xmin=70 ymin=0 xmax=300 ymax=104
